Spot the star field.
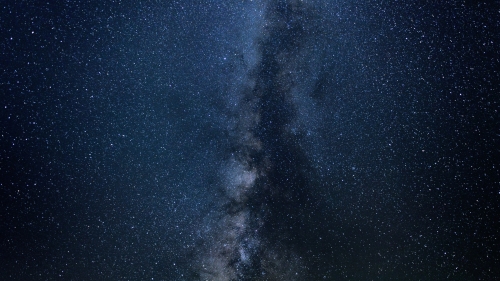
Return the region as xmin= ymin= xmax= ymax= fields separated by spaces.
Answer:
xmin=1 ymin=1 xmax=498 ymax=280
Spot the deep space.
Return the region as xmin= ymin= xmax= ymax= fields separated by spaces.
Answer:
xmin=1 ymin=0 xmax=499 ymax=280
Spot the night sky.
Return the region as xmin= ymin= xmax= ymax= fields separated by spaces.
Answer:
xmin=1 ymin=1 xmax=499 ymax=280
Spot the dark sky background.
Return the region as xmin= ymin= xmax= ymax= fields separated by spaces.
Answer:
xmin=1 ymin=1 xmax=498 ymax=280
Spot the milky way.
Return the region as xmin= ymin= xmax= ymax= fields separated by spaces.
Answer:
xmin=2 ymin=0 xmax=498 ymax=280
xmin=196 ymin=1 xmax=322 ymax=279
